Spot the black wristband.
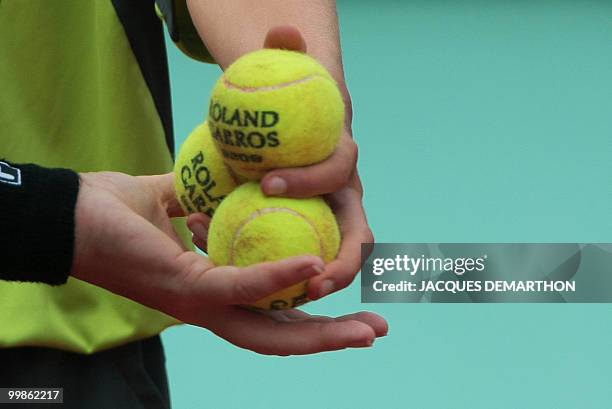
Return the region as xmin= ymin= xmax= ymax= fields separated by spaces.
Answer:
xmin=0 ymin=160 xmax=80 ymax=285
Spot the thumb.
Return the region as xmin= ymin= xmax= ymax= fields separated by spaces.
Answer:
xmin=140 ymin=172 xmax=185 ymax=218
xmin=264 ymin=25 xmax=307 ymax=53
xmin=201 ymin=255 xmax=325 ymax=306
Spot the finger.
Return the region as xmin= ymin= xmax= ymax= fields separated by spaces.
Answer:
xmin=279 ymin=310 xmax=389 ymax=337
xmin=263 ymin=25 xmax=307 ymax=53
xmin=307 ymin=188 xmax=373 ymax=300
xmin=207 ymin=307 xmax=375 ymax=356
xmin=202 ymin=256 xmax=325 ymax=305
xmin=186 ymin=210 xmax=213 ymax=252
xmin=338 ymin=312 xmax=388 ymax=337
xmin=261 ymin=134 xmax=357 ymax=198
xmin=187 ymin=213 xmax=211 ymax=241
xmin=192 ymin=234 xmax=207 ymax=252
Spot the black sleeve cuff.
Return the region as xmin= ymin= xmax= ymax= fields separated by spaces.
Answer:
xmin=0 ymin=160 xmax=80 ymax=285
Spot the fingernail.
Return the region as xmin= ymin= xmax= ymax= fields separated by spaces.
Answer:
xmin=318 ymin=280 xmax=335 ymax=298
xmin=300 ymin=264 xmax=325 ymax=276
xmin=265 ymin=176 xmax=287 ymax=195
xmin=191 ymin=222 xmax=208 ymax=240
xmin=348 ymin=338 xmax=375 ymax=348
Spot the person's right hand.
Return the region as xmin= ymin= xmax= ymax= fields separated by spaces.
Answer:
xmin=71 ymin=171 xmax=387 ymax=355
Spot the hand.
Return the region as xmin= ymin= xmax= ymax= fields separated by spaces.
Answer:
xmin=259 ymin=26 xmax=359 ymax=199
xmin=187 ymin=171 xmax=374 ymax=301
xmin=188 ymin=27 xmax=372 ymax=300
xmin=72 ymin=171 xmax=386 ymax=355
xmin=186 ymin=25 xmax=377 ymax=318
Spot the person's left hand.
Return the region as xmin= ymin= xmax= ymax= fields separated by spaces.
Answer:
xmin=187 ymin=25 xmax=373 ymax=301
xmin=72 ymin=171 xmax=387 ymax=355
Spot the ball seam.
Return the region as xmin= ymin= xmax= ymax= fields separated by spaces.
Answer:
xmin=223 ymin=74 xmax=328 ymax=93
xmin=229 ymin=207 xmax=324 ymax=264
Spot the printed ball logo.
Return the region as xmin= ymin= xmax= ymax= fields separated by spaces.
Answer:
xmin=206 ymin=48 xmax=344 ymax=180
xmin=208 ymin=102 xmax=281 ymax=165
xmin=173 ymin=123 xmax=238 ymax=217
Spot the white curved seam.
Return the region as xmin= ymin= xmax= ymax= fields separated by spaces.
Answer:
xmin=223 ymin=74 xmax=322 ymax=92
xmin=229 ymin=207 xmax=323 ymax=264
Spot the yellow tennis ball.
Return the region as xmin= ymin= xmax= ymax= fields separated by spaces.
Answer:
xmin=208 ymin=182 xmax=341 ymax=309
xmin=207 ymin=49 xmax=345 ymax=180
xmin=174 ymin=123 xmax=239 ymax=217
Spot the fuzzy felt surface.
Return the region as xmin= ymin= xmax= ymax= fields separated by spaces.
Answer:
xmin=208 ymin=182 xmax=340 ymax=309
xmin=207 ymin=49 xmax=344 ymax=179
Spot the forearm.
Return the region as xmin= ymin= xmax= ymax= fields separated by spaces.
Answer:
xmin=186 ymin=0 xmax=352 ymax=126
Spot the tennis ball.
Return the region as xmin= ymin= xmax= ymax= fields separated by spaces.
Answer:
xmin=208 ymin=182 xmax=341 ymax=309
xmin=207 ymin=49 xmax=345 ymax=180
xmin=174 ymin=123 xmax=239 ymax=217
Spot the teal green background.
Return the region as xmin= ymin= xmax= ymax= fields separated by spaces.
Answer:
xmin=162 ymin=1 xmax=612 ymax=408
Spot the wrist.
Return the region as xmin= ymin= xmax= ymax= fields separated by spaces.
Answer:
xmin=71 ymin=173 xmax=93 ymax=280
